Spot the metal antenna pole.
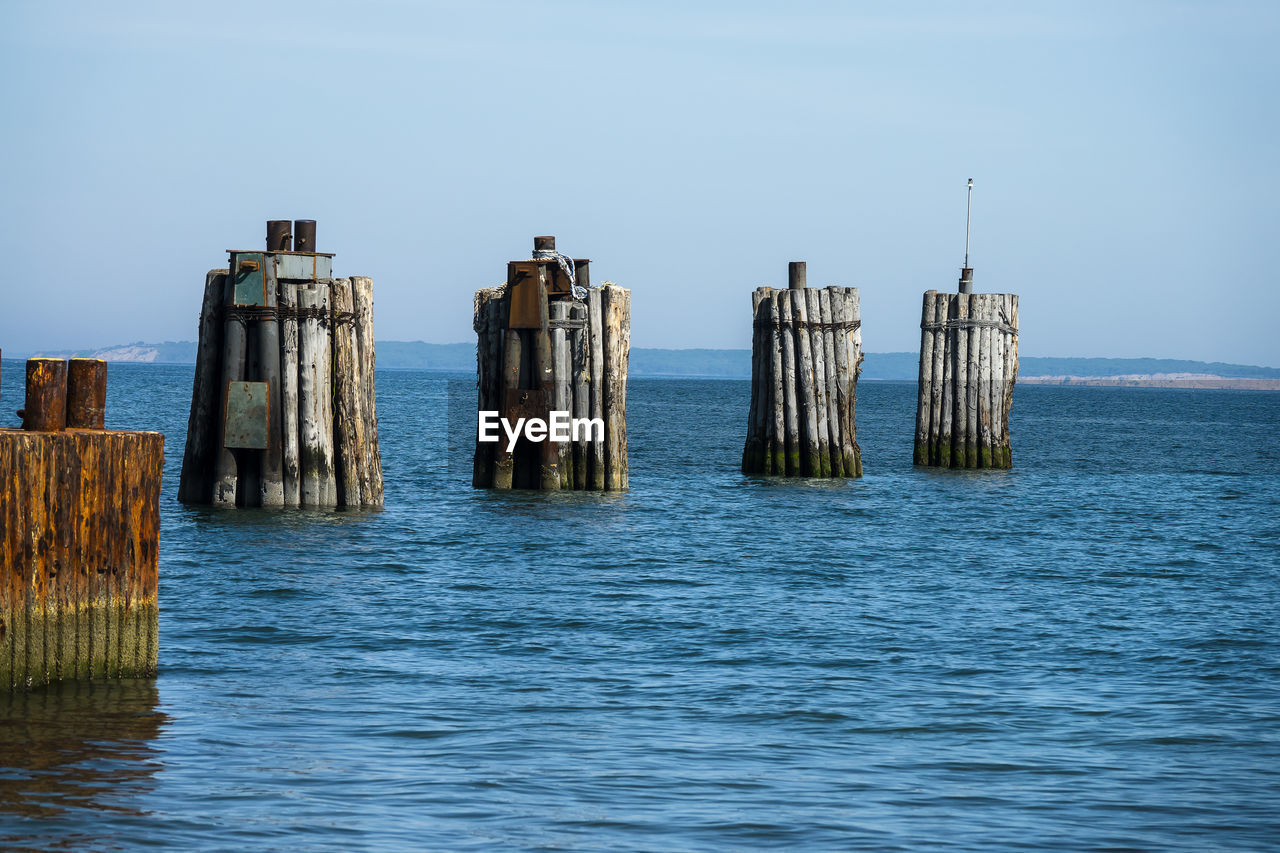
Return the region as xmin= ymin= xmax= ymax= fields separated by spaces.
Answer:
xmin=964 ymin=177 xmax=973 ymax=268
xmin=958 ymin=178 xmax=975 ymax=293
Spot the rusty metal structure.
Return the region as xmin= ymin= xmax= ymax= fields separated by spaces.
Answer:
xmin=473 ymin=236 xmax=631 ymax=490
xmin=178 ymin=220 xmax=384 ymax=508
xmin=2 ymin=358 xmax=163 ymax=690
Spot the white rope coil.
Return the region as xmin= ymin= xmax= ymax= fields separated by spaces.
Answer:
xmin=532 ymin=248 xmax=588 ymax=300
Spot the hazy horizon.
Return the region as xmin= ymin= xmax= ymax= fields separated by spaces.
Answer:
xmin=2 ymin=2 xmax=1277 ymax=367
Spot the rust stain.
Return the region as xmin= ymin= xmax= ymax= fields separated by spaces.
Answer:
xmin=2 ymin=428 xmax=163 ymax=690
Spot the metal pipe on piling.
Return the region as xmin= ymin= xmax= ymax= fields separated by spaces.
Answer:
xmin=66 ymin=359 xmax=107 ymax=429
xmin=788 ymin=261 xmax=807 ymax=290
xmin=294 ymin=220 xmax=316 ymax=253
xmin=267 ymin=220 xmax=293 ymax=252
xmin=20 ymin=358 xmax=68 ymax=432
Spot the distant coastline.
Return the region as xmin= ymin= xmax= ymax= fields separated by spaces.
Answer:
xmin=1020 ymin=376 xmax=1280 ymax=390
xmin=7 ymin=342 xmax=1279 ymax=389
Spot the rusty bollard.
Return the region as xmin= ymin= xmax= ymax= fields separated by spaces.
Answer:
xmin=67 ymin=359 xmax=107 ymax=429
xmin=19 ymin=358 xmax=68 ymax=431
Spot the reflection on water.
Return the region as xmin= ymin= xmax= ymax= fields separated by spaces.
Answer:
xmin=0 ymin=679 xmax=167 ymax=827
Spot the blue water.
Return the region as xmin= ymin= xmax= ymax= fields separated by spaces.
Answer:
xmin=2 ymin=360 xmax=1279 ymax=851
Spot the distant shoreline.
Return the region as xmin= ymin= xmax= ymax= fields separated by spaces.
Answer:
xmin=5 ymin=344 xmax=1278 ymax=388
xmin=1020 ymin=377 xmax=1280 ymax=390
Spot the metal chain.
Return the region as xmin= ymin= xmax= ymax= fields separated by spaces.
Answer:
xmin=920 ymin=319 xmax=1018 ymax=336
xmin=754 ymin=318 xmax=862 ymax=331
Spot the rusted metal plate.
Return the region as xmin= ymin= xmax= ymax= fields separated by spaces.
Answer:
xmin=223 ymin=381 xmax=270 ymax=450
xmin=229 ymin=252 xmax=267 ymax=306
xmin=547 ymin=262 xmax=572 ymax=295
xmin=507 ymin=262 xmax=545 ymax=329
xmin=501 ymin=388 xmax=548 ymax=423
xmin=273 ymin=253 xmax=332 ymax=281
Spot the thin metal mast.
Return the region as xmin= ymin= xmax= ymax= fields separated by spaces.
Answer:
xmin=964 ymin=177 xmax=973 ymax=268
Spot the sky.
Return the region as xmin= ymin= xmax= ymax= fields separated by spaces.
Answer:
xmin=1 ymin=1 xmax=1277 ymax=366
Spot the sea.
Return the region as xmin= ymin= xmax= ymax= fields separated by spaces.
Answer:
xmin=1 ymin=360 xmax=1278 ymax=851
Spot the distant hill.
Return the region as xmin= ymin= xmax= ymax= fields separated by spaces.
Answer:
xmin=25 ymin=340 xmax=197 ymax=364
xmin=8 ymin=341 xmax=1278 ymax=381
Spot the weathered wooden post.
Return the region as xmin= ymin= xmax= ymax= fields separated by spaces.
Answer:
xmin=743 ymin=262 xmax=862 ymax=477
xmin=473 ymin=236 xmax=630 ymax=490
xmin=178 ymin=220 xmax=384 ymax=508
xmin=2 ymin=359 xmax=163 ymax=690
xmin=914 ymin=181 xmax=1019 ymax=468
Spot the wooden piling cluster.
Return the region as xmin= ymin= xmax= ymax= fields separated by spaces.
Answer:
xmin=743 ymin=262 xmax=863 ymax=477
xmin=913 ymin=290 xmax=1019 ymax=468
xmin=472 ymin=237 xmax=630 ymax=490
xmin=178 ymin=221 xmax=384 ymax=508
xmin=2 ymin=358 xmax=162 ymax=690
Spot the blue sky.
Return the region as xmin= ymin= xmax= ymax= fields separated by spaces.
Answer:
xmin=2 ymin=1 xmax=1277 ymax=365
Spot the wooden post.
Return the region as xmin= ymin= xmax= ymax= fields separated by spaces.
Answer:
xmin=1006 ymin=295 xmax=1019 ymax=467
xmin=743 ymin=288 xmax=766 ymax=473
xmin=979 ymin=294 xmax=995 ymax=467
xmin=788 ymin=261 xmax=807 ymax=290
xmin=298 ymin=279 xmax=336 ymax=506
xmin=796 ymin=290 xmax=822 ymax=476
xmin=602 ymin=284 xmax=630 ymax=490
xmin=485 ymin=288 xmax=507 ymax=488
xmin=744 ymin=287 xmax=777 ymax=475
xmin=754 ymin=289 xmax=776 ymax=475
xmin=587 ymin=287 xmax=606 ymax=490
xmin=805 ymin=288 xmax=832 ymax=477
xmin=278 ymin=278 xmax=302 ymax=506
xmin=990 ymin=294 xmax=1005 ymax=468
xmin=818 ymin=288 xmax=843 ymax=477
xmin=570 ymin=301 xmax=590 ymax=490
xmin=533 ymin=269 xmax=560 ymax=491
xmin=778 ymin=290 xmax=800 ymax=475
xmin=768 ymin=292 xmax=786 ymax=474
xmin=494 ymin=320 xmax=521 ymax=491
xmin=928 ymin=292 xmax=947 ymax=467
xmin=829 ymin=288 xmax=854 ymax=476
xmin=845 ymin=287 xmax=863 ymax=476
xmin=965 ymin=293 xmax=980 ymax=470
xmin=551 ymin=300 xmax=573 ymax=489
xmin=952 ymin=290 xmax=967 ymax=466
xmin=331 ymin=278 xmax=363 ymax=506
xmin=179 ymin=270 xmax=227 ymax=504
xmin=351 ymin=276 xmax=384 ymax=505
xmin=935 ymin=294 xmax=952 ymax=467
xmin=473 ymin=287 xmax=498 ymax=489
xmin=212 ymin=274 xmax=246 ymax=507
xmin=914 ymin=291 xmax=936 ymax=465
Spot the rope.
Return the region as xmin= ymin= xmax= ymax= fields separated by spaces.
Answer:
xmin=754 ymin=318 xmax=862 ymax=331
xmin=225 ymin=306 xmax=353 ymax=325
xmin=532 ymin=248 xmax=588 ymax=300
xmin=547 ymin=316 xmax=587 ymax=330
xmin=920 ymin=319 xmax=1018 ymax=336
xmin=225 ymin=306 xmax=279 ymax=324
xmin=284 ymin=306 xmax=333 ymax=323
